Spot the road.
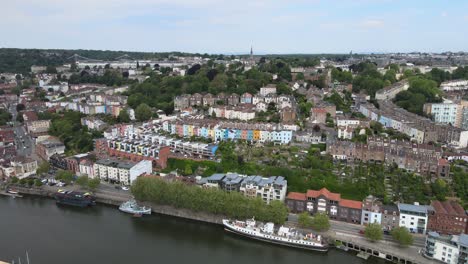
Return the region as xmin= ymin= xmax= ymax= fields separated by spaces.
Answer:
xmin=9 ymin=102 xmax=35 ymax=158
xmin=287 ymin=213 xmax=426 ymax=247
xmin=43 ymin=182 xmax=133 ymax=202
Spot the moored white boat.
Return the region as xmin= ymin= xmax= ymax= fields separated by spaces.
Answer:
xmin=223 ymin=218 xmax=329 ymax=252
xmin=119 ymin=200 xmax=151 ymax=215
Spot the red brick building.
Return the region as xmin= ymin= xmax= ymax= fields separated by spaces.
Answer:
xmin=286 ymin=188 xmax=362 ymax=224
xmin=428 ymin=200 xmax=467 ymax=235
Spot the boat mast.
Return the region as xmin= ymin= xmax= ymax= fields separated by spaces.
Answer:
xmin=26 ymin=251 xmax=30 ymax=264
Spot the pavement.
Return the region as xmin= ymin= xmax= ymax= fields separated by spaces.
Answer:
xmin=287 ymin=213 xmax=426 ymax=247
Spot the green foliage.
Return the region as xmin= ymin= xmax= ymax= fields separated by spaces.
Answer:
xmin=68 ymin=69 xmax=137 ymax=87
xmin=394 ymin=77 xmax=442 ymax=115
xmin=0 ymin=109 xmax=12 ymax=125
xmin=131 ymin=177 xmax=288 ymax=224
xmin=0 ymin=48 xmax=212 ymax=74
xmin=431 ymin=179 xmax=448 ymax=201
xmin=55 ymin=170 xmax=74 ymax=184
xmin=87 ymin=178 xmax=101 ymax=191
xmin=324 ymin=92 xmax=351 ymax=113
xmin=298 ymin=212 xmax=313 ymax=228
xmin=118 ymin=108 xmax=131 ymax=123
xmin=76 ymin=175 xmax=89 ymax=188
xmin=311 ymin=213 xmax=330 ymax=231
xmin=452 ymin=166 xmax=468 ymax=208
xmin=37 ymin=161 xmax=50 ymax=175
xmin=19 ymin=178 xmax=27 ymax=185
xmin=11 ymin=176 xmax=19 ymax=184
xmin=135 ymin=103 xmax=152 ymax=122
xmin=365 ymin=223 xmax=383 ymax=241
xmin=184 ymin=164 xmax=193 ymax=176
xmin=331 ymin=68 xmax=353 ymax=83
xmin=48 ymin=111 xmax=102 ymax=154
xmin=391 ymin=227 xmax=413 ymax=247
xmin=34 ymin=179 xmax=43 ymax=187
xmin=351 ymin=62 xmax=387 ymax=97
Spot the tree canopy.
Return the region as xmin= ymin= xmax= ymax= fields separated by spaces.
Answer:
xmin=391 ymin=227 xmax=413 ymax=247
xmin=131 ymin=177 xmax=288 ymax=224
xmin=365 ymin=223 xmax=383 ymax=242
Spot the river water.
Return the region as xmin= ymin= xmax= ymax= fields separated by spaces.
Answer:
xmin=1 ymin=196 xmax=388 ymax=264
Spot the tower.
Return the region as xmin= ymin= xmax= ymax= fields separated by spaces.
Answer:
xmin=250 ymin=46 xmax=253 ymax=61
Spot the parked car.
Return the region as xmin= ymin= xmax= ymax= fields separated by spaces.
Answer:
xmin=121 ymin=186 xmax=129 ymax=191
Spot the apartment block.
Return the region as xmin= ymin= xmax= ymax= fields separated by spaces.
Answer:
xmin=198 ymin=173 xmax=287 ymax=204
xmin=424 ymin=232 xmax=468 ymax=264
xmin=93 ymin=158 xmax=152 ymax=185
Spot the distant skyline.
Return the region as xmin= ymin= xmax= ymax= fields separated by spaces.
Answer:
xmin=2 ymin=0 xmax=468 ymax=54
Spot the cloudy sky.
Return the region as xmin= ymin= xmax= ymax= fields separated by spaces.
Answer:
xmin=2 ymin=0 xmax=468 ymax=54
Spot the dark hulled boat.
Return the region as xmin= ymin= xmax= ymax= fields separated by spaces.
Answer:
xmin=54 ymin=190 xmax=96 ymax=207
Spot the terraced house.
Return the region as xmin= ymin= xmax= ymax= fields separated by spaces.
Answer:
xmin=327 ymin=137 xmax=450 ymax=180
xmin=161 ymin=118 xmax=294 ymax=144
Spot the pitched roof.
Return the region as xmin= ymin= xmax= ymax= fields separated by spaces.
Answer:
xmin=306 ymin=188 xmax=341 ymax=201
xmin=340 ymin=199 xmax=362 ymax=210
xmin=287 ymin=192 xmax=307 ymax=201
xmin=431 ymin=200 xmax=465 ymax=216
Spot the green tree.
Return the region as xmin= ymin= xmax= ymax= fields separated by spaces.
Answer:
xmin=87 ymin=178 xmax=101 ymax=191
xmin=365 ymin=223 xmax=383 ymax=242
xmin=11 ymin=176 xmax=19 ymax=184
xmin=312 ymin=213 xmax=330 ymax=231
xmin=135 ymin=103 xmax=152 ymax=122
xmin=37 ymin=161 xmax=50 ymax=175
xmin=298 ymin=212 xmax=313 ymax=228
xmin=118 ymin=108 xmax=131 ymax=123
xmin=432 ymin=179 xmax=448 ymax=201
xmin=19 ymin=178 xmax=27 ymax=185
xmin=391 ymin=227 xmax=413 ymax=247
xmin=76 ymin=175 xmax=89 ymax=188
xmin=55 ymin=170 xmax=74 ymax=184
xmin=184 ymin=164 xmax=193 ymax=176
xmin=34 ymin=179 xmax=43 ymax=187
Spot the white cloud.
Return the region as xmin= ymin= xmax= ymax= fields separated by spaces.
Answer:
xmin=360 ymin=19 xmax=385 ymax=28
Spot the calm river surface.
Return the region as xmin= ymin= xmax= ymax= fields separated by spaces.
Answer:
xmin=1 ymin=196 xmax=388 ymax=264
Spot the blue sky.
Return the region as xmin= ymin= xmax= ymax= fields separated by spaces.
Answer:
xmin=2 ymin=0 xmax=467 ymax=54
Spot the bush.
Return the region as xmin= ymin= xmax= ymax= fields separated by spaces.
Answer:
xmin=365 ymin=223 xmax=383 ymax=242
xmin=391 ymin=227 xmax=413 ymax=247
xmin=131 ymin=177 xmax=288 ymax=224
xmin=87 ymin=178 xmax=101 ymax=191
xmin=298 ymin=212 xmax=313 ymax=228
xmin=311 ymin=213 xmax=330 ymax=231
xmin=34 ymin=179 xmax=43 ymax=187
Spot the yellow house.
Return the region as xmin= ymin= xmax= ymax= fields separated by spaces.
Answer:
xmin=253 ymin=130 xmax=260 ymax=140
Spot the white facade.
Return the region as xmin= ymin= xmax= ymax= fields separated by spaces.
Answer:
xmin=93 ymin=159 xmax=152 ymax=185
xmin=398 ymin=203 xmax=429 ymax=234
xmin=259 ymin=86 xmax=277 ymax=96
xmin=425 ymin=103 xmax=459 ymax=125
xmin=424 ymin=232 xmax=468 ymax=264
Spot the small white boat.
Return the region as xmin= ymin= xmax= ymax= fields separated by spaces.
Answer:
xmin=119 ymin=200 xmax=151 ymax=215
xmin=7 ymin=189 xmax=19 ymax=194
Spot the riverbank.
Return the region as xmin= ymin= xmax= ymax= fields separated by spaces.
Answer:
xmin=5 ymin=185 xmax=434 ymax=264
